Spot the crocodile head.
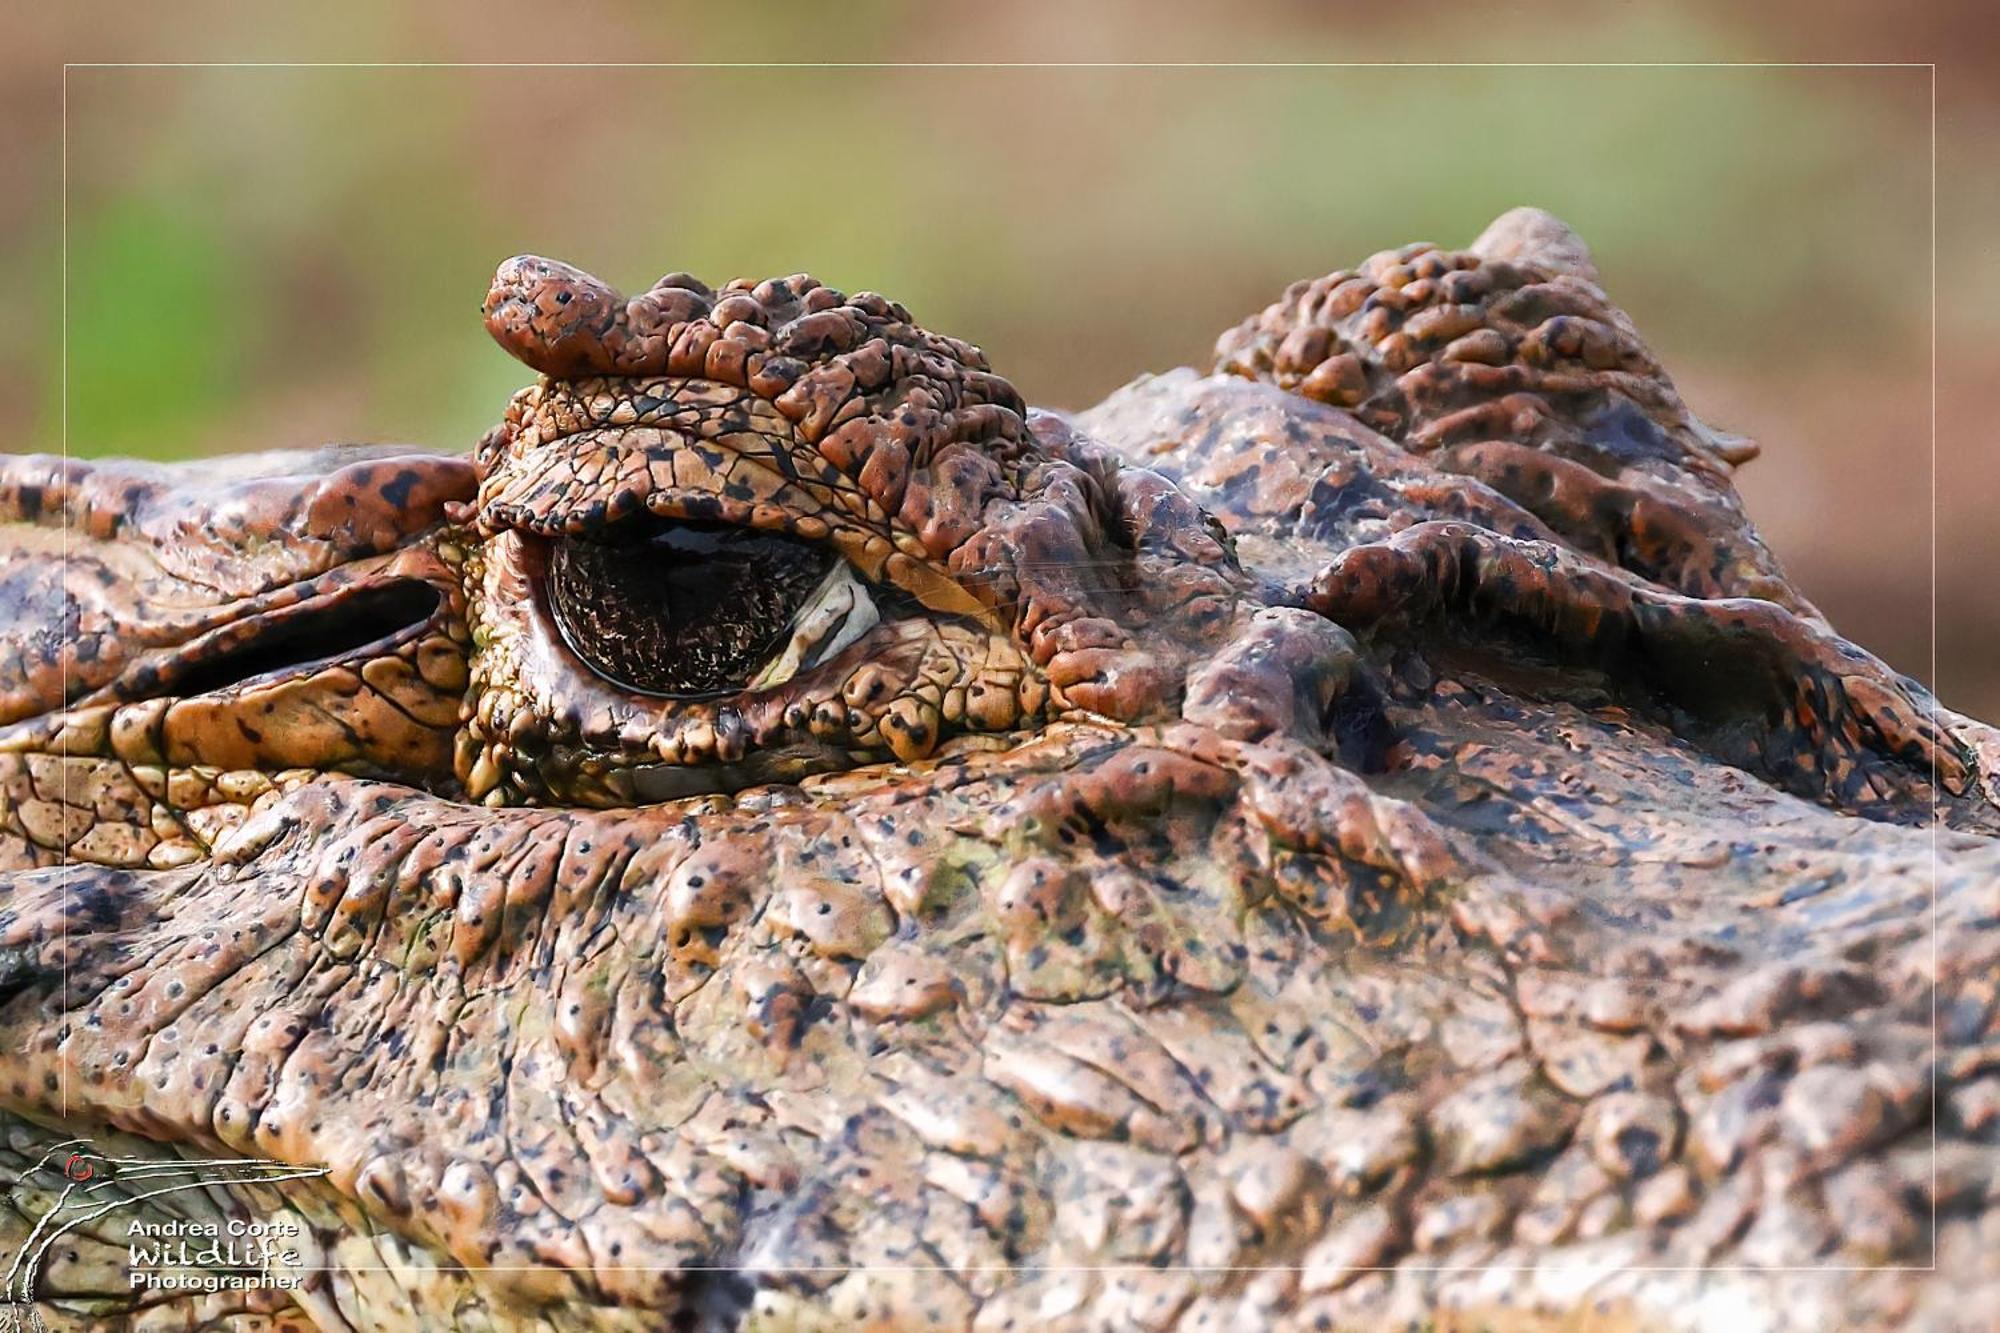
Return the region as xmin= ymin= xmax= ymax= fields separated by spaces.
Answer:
xmin=2 ymin=210 xmax=1995 ymax=1332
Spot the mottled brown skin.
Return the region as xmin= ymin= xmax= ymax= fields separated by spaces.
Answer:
xmin=1 ymin=211 xmax=1995 ymax=1333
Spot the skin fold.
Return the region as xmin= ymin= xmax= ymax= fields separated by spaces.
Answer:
xmin=0 ymin=209 xmax=1994 ymax=1331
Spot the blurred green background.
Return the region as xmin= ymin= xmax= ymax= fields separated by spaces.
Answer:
xmin=5 ymin=2 xmax=1995 ymax=716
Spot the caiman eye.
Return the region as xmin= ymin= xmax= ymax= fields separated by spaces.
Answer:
xmin=546 ymin=522 xmax=881 ymax=698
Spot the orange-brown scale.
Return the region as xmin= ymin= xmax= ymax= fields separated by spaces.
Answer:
xmin=0 ymin=452 xmax=471 ymax=727
xmin=1213 ymin=208 xmax=1808 ymax=616
xmin=465 ymin=263 xmax=1249 ymax=804
xmin=1307 ymin=518 xmax=1975 ymax=820
xmin=0 ymin=608 xmax=470 ymax=869
xmin=6 ymin=215 xmax=1998 ymax=1330
xmin=1083 ymin=369 xmax=1575 ymax=577
xmin=0 ymin=453 xmax=476 ymax=872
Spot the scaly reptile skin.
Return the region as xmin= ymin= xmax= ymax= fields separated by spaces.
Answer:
xmin=1 ymin=210 xmax=1995 ymax=1331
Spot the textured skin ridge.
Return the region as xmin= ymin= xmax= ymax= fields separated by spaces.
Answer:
xmin=461 ymin=306 xmax=1241 ymax=805
xmin=1307 ymin=518 xmax=1971 ymax=818
xmin=480 ymin=257 xmax=1032 ymax=475
xmin=1212 ymin=207 xmax=1806 ymax=616
xmin=0 ymin=449 xmax=475 ymax=727
xmin=2 ymin=211 xmax=1996 ymax=1331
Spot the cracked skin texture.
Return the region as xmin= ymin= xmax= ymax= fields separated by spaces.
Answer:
xmin=0 ymin=210 xmax=1996 ymax=1332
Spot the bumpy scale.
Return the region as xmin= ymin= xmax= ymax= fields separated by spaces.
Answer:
xmin=1 ymin=210 xmax=1995 ymax=1332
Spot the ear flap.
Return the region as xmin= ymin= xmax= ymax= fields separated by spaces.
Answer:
xmin=1469 ymin=207 xmax=1601 ymax=284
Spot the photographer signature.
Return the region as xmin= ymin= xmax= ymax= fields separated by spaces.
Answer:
xmin=1 ymin=1137 xmax=328 ymax=1330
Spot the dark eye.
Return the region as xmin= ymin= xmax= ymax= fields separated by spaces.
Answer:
xmin=547 ymin=522 xmax=841 ymax=698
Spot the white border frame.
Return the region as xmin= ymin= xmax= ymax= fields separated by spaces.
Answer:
xmin=47 ymin=59 xmax=1944 ymax=1288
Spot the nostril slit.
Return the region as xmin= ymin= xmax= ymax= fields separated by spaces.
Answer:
xmin=166 ymin=580 xmax=444 ymax=698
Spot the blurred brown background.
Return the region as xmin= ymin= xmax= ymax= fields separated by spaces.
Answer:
xmin=3 ymin=2 xmax=1994 ymax=717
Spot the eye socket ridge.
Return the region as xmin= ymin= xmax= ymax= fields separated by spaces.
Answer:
xmin=544 ymin=519 xmax=884 ymax=700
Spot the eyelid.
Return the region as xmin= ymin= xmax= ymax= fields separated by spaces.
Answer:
xmin=478 ymin=426 xmax=998 ymax=628
xmin=750 ymin=562 xmax=881 ymax=691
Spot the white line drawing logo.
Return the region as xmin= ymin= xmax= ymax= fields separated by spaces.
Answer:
xmin=2 ymin=1136 xmax=329 ymax=1331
